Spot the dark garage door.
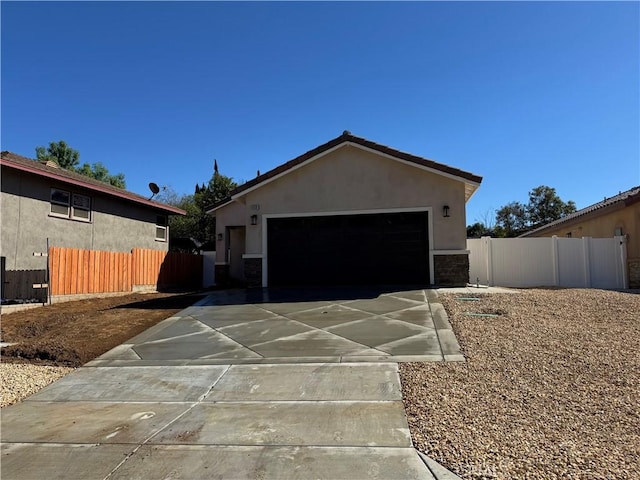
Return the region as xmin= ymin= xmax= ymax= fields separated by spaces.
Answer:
xmin=267 ymin=211 xmax=429 ymax=286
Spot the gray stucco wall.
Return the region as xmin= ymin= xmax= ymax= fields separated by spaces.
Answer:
xmin=1 ymin=168 xmax=169 ymax=270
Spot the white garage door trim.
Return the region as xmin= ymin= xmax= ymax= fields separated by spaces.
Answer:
xmin=261 ymin=206 xmax=434 ymax=287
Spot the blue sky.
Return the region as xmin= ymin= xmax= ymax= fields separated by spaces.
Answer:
xmin=2 ymin=1 xmax=638 ymax=226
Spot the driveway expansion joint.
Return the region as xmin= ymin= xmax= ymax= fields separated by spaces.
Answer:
xmin=103 ymin=364 xmax=232 ymax=479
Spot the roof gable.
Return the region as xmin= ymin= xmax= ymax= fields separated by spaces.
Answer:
xmin=209 ymin=132 xmax=482 ymax=212
xmin=1 ymin=151 xmax=185 ymax=215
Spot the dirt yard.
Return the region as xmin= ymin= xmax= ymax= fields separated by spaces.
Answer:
xmin=1 ymin=292 xmax=205 ymax=366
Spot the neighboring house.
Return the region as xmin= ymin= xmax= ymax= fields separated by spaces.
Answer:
xmin=208 ymin=131 xmax=482 ymax=287
xmin=1 ymin=151 xmax=185 ymax=298
xmin=521 ymin=186 xmax=640 ymax=288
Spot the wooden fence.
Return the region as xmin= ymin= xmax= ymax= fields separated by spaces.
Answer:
xmin=49 ymin=247 xmax=131 ymax=295
xmin=2 ymin=269 xmax=48 ymax=302
xmin=47 ymin=247 xmax=202 ymax=297
xmin=132 ymin=248 xmax=202 ymax=290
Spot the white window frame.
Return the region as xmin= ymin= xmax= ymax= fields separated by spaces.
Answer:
xmin=155 ymin=215 xmax=168 ymax=242
xmin=71 ymin=193 xmax=91 ymax=221
xmin=50 ymin=188 xmax=92 ymax=222
xmin=50 ymin=188 xmax=71 ymax=218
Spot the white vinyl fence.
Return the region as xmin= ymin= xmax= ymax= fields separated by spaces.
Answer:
xmin=468 ymin=236 xmax=628 ymax=289
xmin=202 ymin=251 xmax=216 ymax=288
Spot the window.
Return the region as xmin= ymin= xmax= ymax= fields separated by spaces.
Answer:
xmin=614 ymin=227 xmax=623 ymax=236
xmin=72 ymin=194 xmax=91 ymax=220
xmin=50 ymin=189 xmax=70 ymax=217
xmin=155 ymin=215 xmax=168 ymax=241
xmin=50 ymin=189 xmax=91 ymax=221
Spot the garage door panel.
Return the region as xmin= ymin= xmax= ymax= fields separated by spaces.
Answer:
xmin=268 ymin=212 xmax=429 ymax=286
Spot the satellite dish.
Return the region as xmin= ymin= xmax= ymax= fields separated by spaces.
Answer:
xmin=148 ymin=182 xmax=160 ymax=199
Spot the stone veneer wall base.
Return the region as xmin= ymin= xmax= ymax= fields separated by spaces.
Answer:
xmin=628 ymin=258 xmax=640 ymax=289
xmin=243 ymin=258 xmax=262 ymax=288
xmin=434 ymin=254 xmax=469 ymax=287
xmin=214 ymin=264 xmax=230 ymax=287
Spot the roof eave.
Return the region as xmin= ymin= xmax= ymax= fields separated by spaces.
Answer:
xmin=222 ymin=139 xmax=482 ymax=205
xmin=520 ymin=199 xmax=628 ymax=237
xmin=1 ymin=157 xmax=186 ymax=216
xmin=206 ymin=198 xmax=234 ymax=215
xmin=465 ymin=182 xmax=481 ymax=202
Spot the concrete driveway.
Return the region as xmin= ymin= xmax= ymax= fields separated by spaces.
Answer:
xmin=1 ymin=287 xmax=463 ymax=480
xmin=88 ymin=286 xmax=463 ymax=365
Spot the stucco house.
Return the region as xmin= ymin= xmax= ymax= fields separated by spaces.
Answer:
xmin=521 ymin=185 xmax=640 ymax=288
xmin=208 ymin=132 xmax=482 ymax=288
xmin=1 ymin=151 xmax=185 ymax=299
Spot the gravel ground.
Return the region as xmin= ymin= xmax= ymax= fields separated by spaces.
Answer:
xmin=1 ymin=362 xmax=75 ymax=407
xmin=400 ymin=288 xmax=640 ymax=480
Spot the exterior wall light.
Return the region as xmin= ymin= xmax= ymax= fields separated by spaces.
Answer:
xmin=250 ymin=214 xmax=258 ymax=225
xmin=442 ymin=205 xmax=450 ymax=218
xmin=217 ymin=233 xmax=224 ymax=241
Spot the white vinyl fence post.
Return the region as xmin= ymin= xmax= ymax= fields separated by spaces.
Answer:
xmin=616 ymin=236 xmax=628 ymax=289
xmin=582 ymin=237 xmax=592 ymax=288
xmin=484 ymin=236 xmax=494 ymax=287
xmin=551 ymin=236 xmax=559 ymax=287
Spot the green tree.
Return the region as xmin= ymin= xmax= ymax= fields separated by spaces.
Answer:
xmin=163 ymin=193 xmax=201 ymax=244
xmin=76 ymin=162 xmax=126 ymax=188
xmin=495 ymin=201 xmax=528 ymax=237
xmin=36 ymin=140 xmax=80 ymax=169
xmin=526 ymin=185 xmax=576 ymax=228
xmin=467 ymin=222 xmax=492 ymax=238
xmin=200 ymin=172 xmax=238 ymax=206
xmin=193 ymin=173 xmax=237 ymax=245
xmin=159 ymin=172 xmax=238 ymax=251
xmin=491 ymin=185 xmax=576 ymax=237
xmin=467 ymin=208 xmax=497 ymax=238
xmin=35 ymin=140 xmax=126 ymax=188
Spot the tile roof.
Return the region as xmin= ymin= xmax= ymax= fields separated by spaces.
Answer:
xmin=209 ymin=131 xmax=483 ymax=211
xmin=521 ymin=185 xmax=640 ymax=236
xmin=1 ymin=151 xmax=186 ymax=215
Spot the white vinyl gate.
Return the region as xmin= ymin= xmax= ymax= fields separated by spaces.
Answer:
xmin=468 ymin=236 xmax=628 ymax=289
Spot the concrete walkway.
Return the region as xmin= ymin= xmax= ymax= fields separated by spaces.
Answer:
xmin=1 ymin=287 xmax=462 ymax=480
